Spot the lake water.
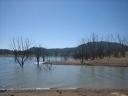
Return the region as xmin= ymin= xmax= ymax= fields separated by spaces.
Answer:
xmin=0 ymin=57 xmax=128 ymax=89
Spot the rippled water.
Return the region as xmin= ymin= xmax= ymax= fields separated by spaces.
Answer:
xmin=0 ymin=57 xmax=128 ymax=89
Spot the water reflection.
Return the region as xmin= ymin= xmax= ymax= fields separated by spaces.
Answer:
xmin=36 ymin=63 xmax=53 ymax=71
xmin=78 ymin=66 xmax=128 ymax=89
xmin=0 ymin=57 xmax=128 ymax=89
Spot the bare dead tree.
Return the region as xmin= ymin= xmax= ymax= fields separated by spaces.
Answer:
xmin=117 ymin=35 xmax=126 ymax=57
xmin=11 ymin=37 xmax=31 ymax=68
xmin=53 ymin=50 xmax=58 ymax=62
xmin=97 ymin=39 xmax=104 ymax=59
xmin=32 ymin=45 xmax=47 ymax=66
xmin=91 ymin=33 xmax=97 ymax=60
xmin=42 ymin=48 xmax=46 ymax=62
xmin=32 ymin=45 xmax=46 ymax=65
xmin=106 ymin=35 xmax=112 ymax=58
xmin=35 ymin=47 xmax=42 ymax=65
xmin=76 ymin=38 xmax=86 ymax=64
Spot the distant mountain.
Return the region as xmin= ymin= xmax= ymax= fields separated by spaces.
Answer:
xmin=29 ymin=47 xmax=46 ymax=52
xmin=47 ymin=47 xmax=77 ymax=56
xmin=0 ymin=41 xmax=128 ymax=56
xmin=76 ymin=41 xmax=128 ymax=58
xmin=29 ymin=41 xmax=128 ymax=56
xmin=28 ymin=47 xmax=76 ymax=56
xmin=78 ymin=41 xmax=128 ymax=48
xmin=0 ymin=49 xmax=13 ymax=55
xmin=78 ymin=41 xmax=128 ymax=50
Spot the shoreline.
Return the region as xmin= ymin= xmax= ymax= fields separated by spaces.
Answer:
xmin=0 ymin=56 xmax=128 ymax=67
xmin=1 ymin=88 xmax=128 ymax=96
xmin=1 ymin=87 xmax=128 ymax=91
xmin=49 ymin=57 xmax=128 ymax=67
xmin=50 ymin=62 xmax=128 ymax=67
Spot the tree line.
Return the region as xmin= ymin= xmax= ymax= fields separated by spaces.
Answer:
xmin=74 ymin=34 xmax=128 ymax=64
xmin=10 ymin=34 xmax=128 ymax=68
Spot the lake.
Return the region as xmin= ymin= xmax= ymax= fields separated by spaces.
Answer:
xmin=0 ymin=57 xmax=128 ymax=89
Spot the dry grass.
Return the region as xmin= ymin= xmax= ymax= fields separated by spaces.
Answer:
xmin=50 ymin=57 xmax=128 ymax=67
xmin=85 ymin=57 xmax=128 ymax=66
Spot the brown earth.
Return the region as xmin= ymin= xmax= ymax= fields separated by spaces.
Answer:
xmin=50 ymin=57 xmax=128 ymax=67
xmin=0 ymin=89 xmax=128 ymax=96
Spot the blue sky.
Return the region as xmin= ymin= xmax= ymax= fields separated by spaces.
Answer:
xmin=0 ymin=0 xmax=128 ymax=49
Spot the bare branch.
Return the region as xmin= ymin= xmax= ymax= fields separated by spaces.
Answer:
xmin=11 ymin=37 xmax=31 ymax=68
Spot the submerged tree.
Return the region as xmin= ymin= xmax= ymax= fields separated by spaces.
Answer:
xmin=74 ymin=38 xmax=86 ymax=64
xmin=42 ymin=48 xmax=47 ymax=62
xmin=35 ymin=47 xmax=46 ymax=65
xmin=11 ymin=37 xmax=31 ymax=68
xmin=35 ymin=47 xmax=42 ymax=65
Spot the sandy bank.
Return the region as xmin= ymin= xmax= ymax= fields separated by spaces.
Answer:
xmin=0 ymin=89 xmax=128 ymax=96
xmin=50 ymin=57 xmax=128 ymax=67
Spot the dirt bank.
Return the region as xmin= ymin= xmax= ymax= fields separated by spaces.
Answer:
xmin=0 ymin=89 xmax=128 ymax=96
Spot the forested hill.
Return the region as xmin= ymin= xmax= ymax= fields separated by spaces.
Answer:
xmin=0 ymin=41 xmax=128 ymax=56
xmin=76 ymin=41 xmax=128 ymax=58
xmin=0 ymin=49 xmax=13 ymax=55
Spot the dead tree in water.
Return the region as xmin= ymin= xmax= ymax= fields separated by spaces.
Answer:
xmin=42 ymin=48 xmax=47 ymax=62
xmin=35 ymin=47 xmax=42 ymax=65
xmin=75 ymin=39 xmax=86 ymax=64
xmin=11 ymin=38 xmax=31 ymax=68
xmin=33 ymin=46 xmax=46 ymax=65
